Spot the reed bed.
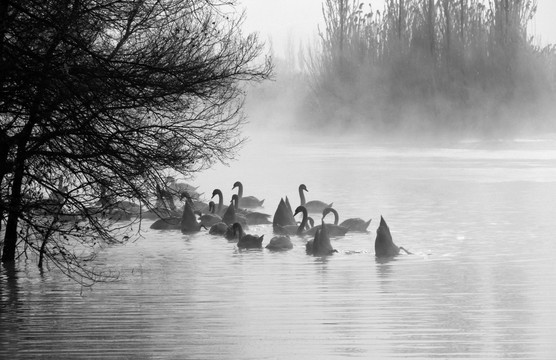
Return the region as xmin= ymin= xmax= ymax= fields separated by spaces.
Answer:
xmin=303 ymin=0 xmax=556 ymax=134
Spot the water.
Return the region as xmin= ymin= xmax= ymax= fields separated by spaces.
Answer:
xmin=2 ymin=132 xmax=556 ymax=359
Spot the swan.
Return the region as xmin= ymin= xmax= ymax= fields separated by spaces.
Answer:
xmin=155 ymin=184 xmax=176 ymax=211
xmin=199 ymin=201 xmax=222 ymax=228
xmin=306 ymin=220 xmax=337 ymax=256
xmin=232 ymin=181 xmax=265 ymax=208
xmin=232 ymin=223 xmax=264 ymax=249
xmin=221 ymin=198 xmax=236 ymax=225
xmin=209 ymin=221 xmax=233 ymax=238
xmin=231 ymin=194 xmax=271 ymax=225
xmin=274 ymin=205 xmax=309 ymax=236
xmin=375 ymin=216 xmax=411 ymax=258
xmin=221 ymin=196 xmax=248 ymax=228
xmin=265 ymin=235 xmax=293 ymax=251
xmin=150 ymin=198 xmax=202 ymax=232
xmin=166 ymin=176 xmax=203 ymax=200
xmin=180 ymin=200 xmax=204 ymax=233
xmin=298 ymin=184 xmax=333 ymax=213
xmin=301 ymin=207 xmax=348 ymax=237
xmin=150 ymin=216 xmax=182 ymax=230
xmin=272 ymin=198 xmax=297 ymax=231
xmin=322 ymin=207 xmax=372 ymax=232
xmin=211 ymin=189 xmax=228 ymax=215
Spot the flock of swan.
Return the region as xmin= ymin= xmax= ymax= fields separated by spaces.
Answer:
xmin=148 ymin=180 xmax=411 ymax=258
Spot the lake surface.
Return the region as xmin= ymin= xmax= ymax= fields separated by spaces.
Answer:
xmin=2 ymin=131 xmax=556 ymax=359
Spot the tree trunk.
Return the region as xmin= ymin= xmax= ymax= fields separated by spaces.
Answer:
xmin=1 ymin=154 xmax=25 ymax=262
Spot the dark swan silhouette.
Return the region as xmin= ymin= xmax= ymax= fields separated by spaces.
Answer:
xmin=273 ymin=205 xmax=309 ymax=236
xmin=375 ymin=216 xmax=411 ymax=258
xmin=231 ymin=194 xmax=271 ymax=225
xmin=180 ymin=200 xmax=204 ymax=233
xmin=232 ymin=181 xmax=265 ymax=208
xmin=272 ymin=197 xmax=297 ymax=232
xmin=322 ymin=207 xmax=372 ymax=232
xmin=232 ymin=223 xmax=264 ymax=249
xmin=298 ymin=184 xmax=333 ymax=213
xmin=150 ymin=196 xmax=203 ymax=232
xmin=210 ymin=189 xmax=228 ymax=216
xmin=265 ymin=235 xmax=293 ymax=251
xmin=306 ymin=220 xmax=337 ymax=256
xmin=199 ymin=201 xmax=222 ymax=228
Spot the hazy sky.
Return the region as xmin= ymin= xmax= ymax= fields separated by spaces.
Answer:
xmin=238 ymin=0 xmax=556 ymax=56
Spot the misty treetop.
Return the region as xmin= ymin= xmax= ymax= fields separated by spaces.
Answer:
xmin=302 ymin=0 xmax=555 ymax=134
xmin=0 ymin=0 xmax=271 ymax=283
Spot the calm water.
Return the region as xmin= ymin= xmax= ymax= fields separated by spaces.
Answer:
xmin=2 ymin=132 xmax=556 ymax=359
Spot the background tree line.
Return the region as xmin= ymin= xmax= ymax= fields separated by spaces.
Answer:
xmin=254 ymin=0 xmax=555 ymax=135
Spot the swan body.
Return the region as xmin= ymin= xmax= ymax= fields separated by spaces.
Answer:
xmin=375 ymin=216 xmax=410 ymax=257
xmin=166 ymin=176 xmax=202 ymax=200
xmin=221 ymin=199 xmax=236 ymax=225
xmin=180 ymin=201 xmax=203 ymax=233
xmin=272 ymin=198 xmax=297 ymax=231
xmin=150 ymin=216 xmax=182 ymax=230
xmin=231 ymin=194 xmax=271 ymax=225
xmin=298 ymin=184 xmax=332 ymax=213
xmin=340 ymin=218 xmax=372 ymax=232
xmin=209 ymin=222 xmax=227 ymax=235
xmin=303 ymin=223 xmax=348 ymax=237
xmin=265 ymin=235 xmax=293 ymax=251
xmin=199 ymin=201 xmax=222 ymax=227
xmin=306 ymin=220 xmax=336 ymax=256
xmin=209 ymin=222 xmax=234 ymax=239
xmin=232 ymin=181 xmax=265 ymax=208
xmin=233 ymin=223 xmax=264 ymax=249
xmin=321 ymin=207 xmax=370 ymax=233
xmin=274 ymin=205 xmax=308 ymax=236
xmin=221 ymin=196 xmax=248 ymax=228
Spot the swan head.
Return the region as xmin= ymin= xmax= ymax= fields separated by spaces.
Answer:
xmin=322 ymin=207 xmax=335 ymax=218
xmin=231 ymin=194 xmax=239 ymax=207
xmin=294 ymin=205 xmax=307 ymax=216
xmin=208 ymin=201 xmax=215 ymax=212
xmin=299 ymin=184 xmax=308 ymax=192
xmin=232 ymin=181 xmax=242 ymax=189
xmin=211 ymin=189 xmax=221 ymax=199
xmin=180 ymin=191 xmax=192 ymax=202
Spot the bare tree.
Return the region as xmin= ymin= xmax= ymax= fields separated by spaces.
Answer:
xmin=0 ymin=0 xmax=271 ymax=284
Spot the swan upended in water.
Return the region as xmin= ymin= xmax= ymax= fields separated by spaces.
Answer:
xmin=306 ymin=220 xmax=337 ymax=256
xmin=374 ymin=216 xmax=411 ymax=258
xmin=265 ymin=235 xmax=293 ymax=251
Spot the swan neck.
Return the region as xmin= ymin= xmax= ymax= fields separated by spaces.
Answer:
xmin=297 ymin=208 xmax=308 ymax=234
xmin=216 ymin=190 xmax=223 ymax=211
xmin=331 ymin=209 xmax=339 ymax=225
xmin=299 ymin=186 xmax=306 ymax=206
xmin=236 ymin=183 xmax=243 ymax=199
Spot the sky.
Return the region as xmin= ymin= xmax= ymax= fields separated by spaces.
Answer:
xmin=238 ymin=0 xmax=556 ymax=57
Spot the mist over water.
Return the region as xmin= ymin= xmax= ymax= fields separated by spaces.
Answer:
xmin=3 ymin=128 xmax=556 ymax=359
